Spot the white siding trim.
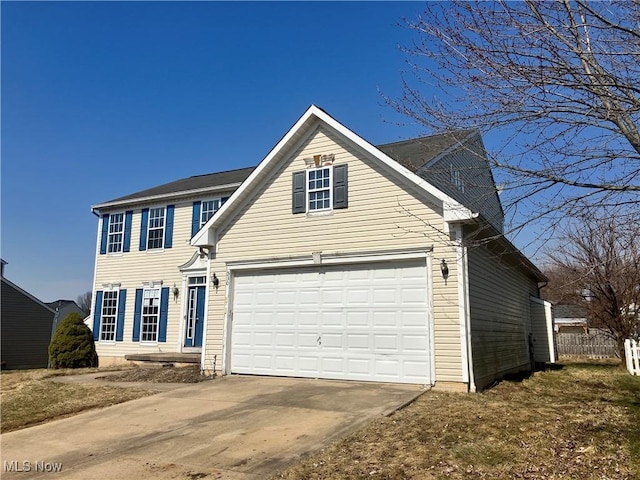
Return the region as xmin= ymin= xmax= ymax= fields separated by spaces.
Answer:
xmin=226 ymin=247 xmax=433 ymax=272
xmin=89 ymin=213 xmax=103 ymax=336
xmin=426 ymin=254 xmax=436 ymax=385
xmin=201 ymin=252 xmax=213 ymax=372
xmin=454 ymin=225 xmax=474 ymax=391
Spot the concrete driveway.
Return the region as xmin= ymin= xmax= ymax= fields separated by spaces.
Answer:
xmin=1 ymin=375 xmax=424 ymax=479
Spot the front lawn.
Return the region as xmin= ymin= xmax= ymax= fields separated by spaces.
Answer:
xmin=276 ymin=361 xmax=640 ymax=479
xmin=0 ymin=368 xmax=152 ymax=432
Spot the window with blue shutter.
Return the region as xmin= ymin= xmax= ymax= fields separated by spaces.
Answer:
xmin=159 ymin=287 xmax=169 ymax=342
xmin=115 ymin=289 xmax=126 ymax=341
xmin=92 ymin=291 xmax=103 ymax=341
xmin=132 ymin=289 xmax=143 ymax=341
xmin=139 ymin=209 xmax=149 ymax=251
xmin=99 ymin=215 xmax=109 ymax=254
xmin=123 ymin=211 xmax=133 ymax=252
xmin=191 ymin=201 xmax=202 ymax=238
xmin=164 ymin=205 xmax=174 ymax=249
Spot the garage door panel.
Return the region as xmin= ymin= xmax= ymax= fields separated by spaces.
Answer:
xmin=231 ymin=260 xmax=431 ymax=384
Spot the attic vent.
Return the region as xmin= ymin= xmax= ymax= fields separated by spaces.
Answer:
xmin=450 ymin=164 xmax=465 ymax=193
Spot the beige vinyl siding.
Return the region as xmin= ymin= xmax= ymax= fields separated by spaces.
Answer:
xmin=423 ymin=135 xmax=504 ymax=232
xmin=206 ymin=125 xmax=464 ymax=383
xmin=92 ymin=193 xmax=232 ymax=359
xmin=467 ymin=241 xmax=540 ymax=390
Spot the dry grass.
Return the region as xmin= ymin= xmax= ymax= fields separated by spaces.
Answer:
xmin=101 ymin=365 xmax=212 ymax=383
xmin=0 ymin=368 xmax=152 ymax=433
xmin=276 ymin=361 xmax=640 ymax=480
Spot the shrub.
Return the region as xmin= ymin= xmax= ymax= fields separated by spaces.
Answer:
xmin=48 ymin=312 xmax=98 ymax=368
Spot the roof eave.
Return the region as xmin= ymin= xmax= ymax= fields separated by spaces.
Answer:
xmin=91 ymin=182 xmax=244 ymax=214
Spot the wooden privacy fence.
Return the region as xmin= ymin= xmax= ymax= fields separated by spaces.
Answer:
xmin=625 ymin=339 xmax=640 ymax=376
xmin=556 ymin=330 xmax=617 ymax=358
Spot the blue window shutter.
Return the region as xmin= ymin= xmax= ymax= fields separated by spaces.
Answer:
xmin=191 ymin=201 xmax=201 ymax=237
xmin=139 ymin=209 xmax=149 ymax=251
xmin=333 ymin=164 xmax=348 ymax=209
xmin=292 ymin=171 xmax=306 ymax=214
xmin=115 ymin=289 xmax=126 ymax=341
xmin=99 ymin=215 xmax=109 ymax=254
xmin=123 ymin=211 xmax=133 ymax=252
xmin=93 ymin=291 xmax=103 ymax=341
xmin=159 ymin=287 xmax=169 ymax=342
xmin=221 ymin=196 xmax=229 ymax=205
xmin=164 ymin=205 xmax=174 ymax=249
xmin=132 ymin=289 xmax=143 ymax=341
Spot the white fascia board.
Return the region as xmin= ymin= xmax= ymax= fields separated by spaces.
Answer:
xmin=192 ymin=105 xmax=475 ymax=246
xmin=192 ymin=106 xmax=320 ymax=246
xmin=91 ymin=182 xmax=243 ymax=214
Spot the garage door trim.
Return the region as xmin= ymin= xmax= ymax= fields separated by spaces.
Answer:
xmin=222 ymin=249 xmax=434 ymax=384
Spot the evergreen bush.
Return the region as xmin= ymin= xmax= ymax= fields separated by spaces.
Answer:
xmin=48 ymin=312 xmax=98 ymax=368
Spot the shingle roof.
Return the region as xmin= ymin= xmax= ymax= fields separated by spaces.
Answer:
xmin=96 ymin=131 xmax=472 ymax=208
xmin=97 ymin=166 xmax=255 ymax=206
xmin=554 ymin=304 xmax=588 ymax=319
xmin=378 ymin=130 xmax=476 ymax=172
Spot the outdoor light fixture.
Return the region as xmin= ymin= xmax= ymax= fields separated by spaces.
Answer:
xmin=440 ymin=259 xmax=449 ymax=283
xmin=212 ymin=273 xmax=220 ymax=292
xmin=172 ymin=283 xmax=179 ymax=302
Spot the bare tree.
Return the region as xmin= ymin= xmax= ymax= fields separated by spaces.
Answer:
xmin=388 ymin=1 xmax=640 ymax=241
xmin=545 ymin=211 xmax=640 ymax=363
xmin=77 ymin=291 xmax=92 ymax=315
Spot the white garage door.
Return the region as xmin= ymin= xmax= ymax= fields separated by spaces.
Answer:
xmin=230 ymin=259 xmax=431 ymax=384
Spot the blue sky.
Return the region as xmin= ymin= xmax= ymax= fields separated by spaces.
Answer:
xmin=3 ymin=1 xmax=435 ymax=303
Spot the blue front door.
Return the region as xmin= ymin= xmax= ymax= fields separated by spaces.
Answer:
xmin=184 ymin=285 xmax=205 ymax=348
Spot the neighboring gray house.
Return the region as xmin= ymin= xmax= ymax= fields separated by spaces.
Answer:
xmin=553 ymin=304 xmax=588 ymax=332
xmin=1 ymin=261 xmax=55 ymax=369
xmin=46 ymin=300 xmax=87 ymax=336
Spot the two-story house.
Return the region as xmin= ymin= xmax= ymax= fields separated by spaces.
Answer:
xmin=90 ymin=105 xmax=554 ymax=391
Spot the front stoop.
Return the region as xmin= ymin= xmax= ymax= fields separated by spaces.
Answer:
xmin=124 ymin=352 xmax=201 ymax=368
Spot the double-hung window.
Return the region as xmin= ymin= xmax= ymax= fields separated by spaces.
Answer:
xmin=147 ymin=207 xmax=165 ymax=250
xmin=107 ymin=213 xmax=124 ymax=253
xmin=201 ymin=199 xmax=221 ymax=227
xmin=141 ymin=288 xmax=161 ymax=342
xmin=100 ymin=290 xmax=119 ymax=341
xmin=293 ymin=162 xmax=347 ymax=214
xmin=307 ymin=167 xmax=332 ymax=212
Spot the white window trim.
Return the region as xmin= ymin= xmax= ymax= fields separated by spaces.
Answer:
xmin=306 ymin=166 xmax=333 ymax=213
xmin=200 ymin=198 xmax=223 ymax=228
xmin=140 ymin=287 xmax=161 ymax=343
xmin=147 ymin=207 xmax=166 ymax=250
xmin=99 ymin=288 xmax=119 ymax=344
xmin=107 ymin=212 xmax=125 ymax=255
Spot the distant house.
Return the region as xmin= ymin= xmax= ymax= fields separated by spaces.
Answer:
xmin=553 ymin=304 xmax=588 ymax=333
xmin=88 ymin=105 xmax=554 ymax=391
xmin=1 ymin=260 xmax=55 ymax=369
xmin=46 ymin=300 xmax=87 ymax=336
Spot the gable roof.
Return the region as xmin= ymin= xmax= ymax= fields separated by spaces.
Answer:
xmin=92 ymin=166 xmax=255 ymax=212
xmin=378 ymin=130 xmax=477 ymax=172
xmin=192 ymin=105 xmax=476 ymax=247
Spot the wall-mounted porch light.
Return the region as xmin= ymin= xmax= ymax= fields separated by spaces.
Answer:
xmin=212 ymin=273 xmax=220 ymax=292
xmin=440 ymin=259 xmax=449 ymax=284
xmin=172 ymin=283 xmax=179 ymax=302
